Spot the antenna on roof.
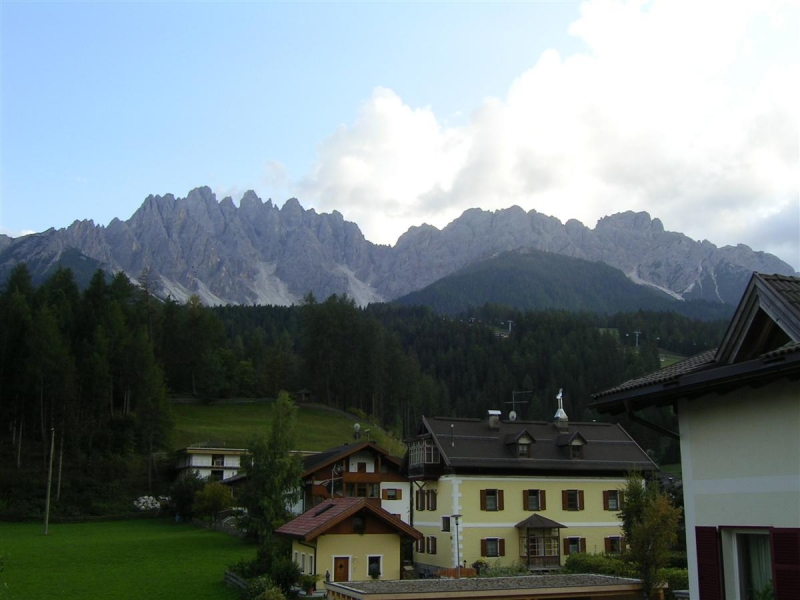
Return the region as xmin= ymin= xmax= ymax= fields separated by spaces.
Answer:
xmin=506 ymin=391 xmax=532 ymax=419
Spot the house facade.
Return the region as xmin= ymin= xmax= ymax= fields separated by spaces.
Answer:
xmin=175 ymin=445 xmax=246 ymax=481
xmin=592 ymin=273 xmax=800 ymax=600
xmin=301 ymin=441 xmax=411 ymax=524
xmin=275 ymin=497 xmax=422 ymax=583
xmin=405 ymin=408 xmax=656 ymax=574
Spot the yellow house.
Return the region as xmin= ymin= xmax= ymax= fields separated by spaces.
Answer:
xmin=406 ymin=406 xmax=657 ymax=574
xmin=275 ymin=497 xmax=422 ymax=584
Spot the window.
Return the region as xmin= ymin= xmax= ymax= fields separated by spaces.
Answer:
xmin=481 ymin=538 xmax=505 ymax=557
xmin=426 ymin=489 xmax=437 ymax=511
xmin=212 ymin=454 xmax=225 ymax=467
xmin=409 ymin=440 xmax=440 ymax=466
xmin=309 ymin=555 xmax=314 ymax=576
xmin=301 ymin=553 xmax=306 ymax=573
xmin=518 ymin=442 xmax=531 ymax=457
xmin=524 ymin=489 xmax=546 ymax=511
xmin=736 ymin=533 xmax=772 ymax=599
xmin=604 ymin=490 xmax=622 ymax=511
xmin=369 ymin=484 xmax=379 ymax=498
xmin=382 ymin=488 xmax=401 ymax=501
xmin=605 ymin=536 xmax=623 ymax=554
xmin=481 ymin=489 xmax=504 ymax=511
xmin=210 ymin=469 xmax=224 ymax=481
xmin=426 ymin=536 xmax=437 ymax=555
xmin=357 ymin=462 xmax=367 ymax=473
xmin=570 ymin=445 xmax=584 ymax=459
xmin=416 ymin=537 xmax=425 ymax=553
xmin=562 ymin=489 xmax=584 ymax=511
xmin=367 ymin=556 xmax=381 ymax=579
xmin=442 ymin=516 xmax=451 ymax=532
xmin=564 ymin=537 xmax=586 ymax=555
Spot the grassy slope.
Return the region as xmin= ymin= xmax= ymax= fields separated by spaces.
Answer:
xmin=0 ymin=520 xmax=253 ymax=600
xmin=171 ymin=401 xmax=406 ymax=457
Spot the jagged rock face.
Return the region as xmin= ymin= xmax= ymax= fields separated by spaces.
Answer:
xmin=0 ymin=187 xmax=795 ymax=306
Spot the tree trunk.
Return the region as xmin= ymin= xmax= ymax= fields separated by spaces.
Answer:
xmin=56 ymin=428 xmax=64 ymax=501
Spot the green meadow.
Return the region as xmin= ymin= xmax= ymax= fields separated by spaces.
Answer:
xmin=171 ymin=400 xmax=406 ymax=456
xmin=0 ymin=519 xmax=255 ymax=600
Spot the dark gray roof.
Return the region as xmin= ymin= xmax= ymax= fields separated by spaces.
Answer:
xmin=420 ymin=415 xmax=656 ymax=474
xmin=592 ymin=273 xmax=800 ymax=414
xmin=302 ymin=441 xmax=400 ymax=476
xmin=515 ymin=514 xmax=566 ymax=529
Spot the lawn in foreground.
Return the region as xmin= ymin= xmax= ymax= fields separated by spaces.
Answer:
xmin=0 ymin=519 xmax=255 ymax=600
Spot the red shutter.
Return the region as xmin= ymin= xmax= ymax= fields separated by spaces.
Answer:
xmin=382 ymin=489 xmax=388 ymax=500
xmin=562 ymin=490 xmax=568 ymax=510
xmin=523 ymin=490 xmax=530 ymax=510
xmin=480 ymin=489 xmax=487 ymax=511
xmin=604 ymin=537 xmax=611 ymax=553
xmin=603 ymin=490 xmax=609 ymax=511
xmin=563 ymin=538 xmax=570 ymax=556
xmin=540 ymin=490 xmax=546 ymax=510
xmin=578 ymin=490 xmax=584 ymax=511
xmin=497 ymin=490 xmax=504 ymax=511
xmin=772 ymin=528 xmax=800 ymax=600
xmin=481 ymin=539 xmax=488 ymax=557
xmin=695 ymin=526 xmax=723 ymax=600
xmin=395 ymin=489 xmax=402 ymax=500
xmin=499 ymin=538 xmax=505 ymax=557
xmin=580 ymin=538 xmax=586 ymax=553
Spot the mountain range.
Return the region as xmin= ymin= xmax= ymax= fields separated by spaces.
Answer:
xmin=1 ymin=186 xmax=795 ymax=308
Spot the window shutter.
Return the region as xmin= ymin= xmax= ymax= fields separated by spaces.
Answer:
xmin=563 ymin=538 xmax=570 ymax=556
xmin=603 ymin=490 xmax=609 ymax=511
xmin=499 ymin=538 xmax=505 ymax=557
xmin=416 ymin=489 xmax=426 ymax=511
xmin=480 ymin=489 xmax=487 ymax=511
xmin=562 ymin=490 xmax=568 ymax=510
xmin=497 ymin=490 xmax=504 ymax=511
xmin=395 ymin=489 xmax=402 ymax=500
xmin=772 ymin=528 xmax=800 ymax=600
xmin=618 ymin=491 xmax=624 ymax=509
xmin=431 ymin=536 xmax=437 ymax=555
xmin=578 ymin=490 xmax=584 ymax=511
xmin=481 ymin=539 xmax=488 ymax=557
xmin=416 ymin=537 xmax=425 ymax=553
xmin=382 ymin=489 xmax=388 ymax=500
xmin=695 ymin=526 xmax=723 ymax=600
xmin=540 ymin=490 xmax=546 ymax=510
xmin=523 ymin=490 xmax=530 ymax=510
xmin=427 ymin=489 xmax=437 ymax=511
xmin=580 ymin=538 xmax=586 ymax=553
xmin=604 ymin=537 xmax=611 ymax=554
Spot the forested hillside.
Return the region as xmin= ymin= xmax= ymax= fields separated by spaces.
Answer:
xmin=394 ymin=249 xmax=736 ymax=321
xmin=1 ymin=264 xmax=728 ymax=516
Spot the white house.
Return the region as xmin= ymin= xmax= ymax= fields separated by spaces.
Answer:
xmin=592 ymin=273 xmax=800 ymax=600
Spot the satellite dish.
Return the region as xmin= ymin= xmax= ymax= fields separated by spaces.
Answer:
xmin=509 ymin=410 xmax=517 ymax=421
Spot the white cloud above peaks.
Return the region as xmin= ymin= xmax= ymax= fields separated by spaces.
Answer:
xmin=297 ymin=0 xmax=799 ymax=268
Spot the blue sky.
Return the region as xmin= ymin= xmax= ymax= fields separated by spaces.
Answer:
xmin=2 ymin=0 xmax=798 ymax=269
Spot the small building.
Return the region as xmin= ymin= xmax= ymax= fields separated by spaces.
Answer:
xmin=405 ymin=405 xmax=656 ymax=573
xmin=324 ymin=573 xmax=658 ymax=600
xmin=591 ymin=273 xmax=800 ymax=600
xmin=301 ymin=441 xmax=411 ymax=524
xmin=275 ymin=497 xmax=422 ymax=583
xmin=175 ymin=444 xmax=247 ymax=481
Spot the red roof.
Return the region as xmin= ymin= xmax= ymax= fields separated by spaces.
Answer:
xmin=275 ymin=497 xmax=421 ymax=542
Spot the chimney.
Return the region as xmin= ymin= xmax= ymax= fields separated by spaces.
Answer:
xmin=554 ymin=388 xmax=569 ymax=431
xmin=487 ymin=410 xmax=501 ymax=431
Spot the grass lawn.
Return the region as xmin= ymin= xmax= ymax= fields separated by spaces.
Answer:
xmin=171 ymin=401 xmax=406 ymax=456
xmin=0 ymin=519 xmax=256 ymax=600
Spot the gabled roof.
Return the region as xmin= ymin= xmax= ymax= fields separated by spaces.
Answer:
xmin=591 ymin=273 xmax=800 ymax=414
xmin=415 ymin=415 xmax=656 ymax=474
xmin=515 ymin=514 xmax=567 ymax=530
xmin=504 ymin=429 xmax=535 ymax=445
xmin=301 ymin=441 xmax=401 ymax=477
xmin=274 ymin=497 xmax=422 ymax=542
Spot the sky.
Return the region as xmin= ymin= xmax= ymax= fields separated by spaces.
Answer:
xmin=1 ymin=0 xmax=798 ymax=270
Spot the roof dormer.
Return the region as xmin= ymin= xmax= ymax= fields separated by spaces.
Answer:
xmin=504 ymin=429 xmax=535 ymax=458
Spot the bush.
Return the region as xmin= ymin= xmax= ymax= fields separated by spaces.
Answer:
xmin=169 ymin=471 xmax=205 ymax=520
xmin=242 ymin=576 xmax=275 ymax=600
xmin=255 ymin=589 xmax=286 ymax=600
xmin=563 ymin=553 xmax=633 ymax=577
xmin=270 ymin=557 xmax=301 ymax=598
xmin=660 ymin=568 xmax=689 ymax=600
xmin=477 ymin=561 xmax=529 ymax=578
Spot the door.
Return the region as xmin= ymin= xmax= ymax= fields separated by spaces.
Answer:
xmin=333 ymin=556 xmax=349 ymax=582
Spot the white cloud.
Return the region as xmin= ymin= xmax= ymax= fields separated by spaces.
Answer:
xmin=296 ymin=0 xmax=799 ymax=268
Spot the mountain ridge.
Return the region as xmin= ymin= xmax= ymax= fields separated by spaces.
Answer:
xmin=0 ymin=186 xmax=795 ymax=307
